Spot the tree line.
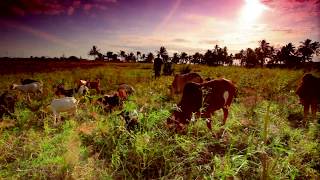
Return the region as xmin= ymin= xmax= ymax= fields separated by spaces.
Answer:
xmin=89 ymin=38 xmax=319 ymax=68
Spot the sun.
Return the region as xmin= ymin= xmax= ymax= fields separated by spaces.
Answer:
xmin=240 ymin=0 xmax=268 ymax=24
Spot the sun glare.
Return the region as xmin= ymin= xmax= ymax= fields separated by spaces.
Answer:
xmin=240 ymin=0 xmax=268 ymax=24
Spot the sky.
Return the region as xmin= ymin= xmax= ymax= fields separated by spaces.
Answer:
xmin=0 ymin=0 xmax=319 ymax=59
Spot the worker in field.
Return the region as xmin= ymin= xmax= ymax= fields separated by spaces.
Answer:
xmin=153 ymin=54 xmax=163 ymax=78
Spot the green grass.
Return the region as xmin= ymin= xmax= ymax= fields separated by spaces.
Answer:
xmin=0 ymin=63 xmax=319 ymax=179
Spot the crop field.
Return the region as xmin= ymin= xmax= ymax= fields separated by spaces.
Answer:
xmin=0 ymin=63 xmax=319 ymax=179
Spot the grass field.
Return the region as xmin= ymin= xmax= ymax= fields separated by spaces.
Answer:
xmin=0 ymin=63 xmax=319 ymax=179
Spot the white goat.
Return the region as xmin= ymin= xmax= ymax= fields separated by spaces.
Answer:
xmin=11 ymin=82 xmax=43 ymax=101
xmin=77 ymin=85 xmax=89 ymax=96
xmin=11 ymin=82 xmax=43 ymax=94
xmin=50 ymin=97 xmax=78 ymax=125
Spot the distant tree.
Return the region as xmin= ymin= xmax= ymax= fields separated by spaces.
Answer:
xmin=212 ymin=45 xmax=221 ymax=65
xmin=235 ymin=49 xmax=245 ymax=66
xmin=112 ymin=54 xmax=118 ymax=61
xmin=162 ymin=54 xmax=169 ymax=63
xmin=158 ymin=46 xmax=168 ymax=61
xmin=172 ymin=53 xmax=180 ymax=64
xmin=192 ymin=52 xmax=202 ymax=64
xmin=136 ymin=51 xmax=141 ymax=61
xmin=146 ymin=52 xmax=154 ymax=63
xmin=244 ymin=48 xmax=258 ymax=67
xmin=220 ymin=46 xmax=229 ymax=65
xmin=298 ymin=39 xmax=320 ymax=62
xmin=226 ymin=53 xmax=233 ymax=66
xmin=89 ymin=45 xmax=102 ymax=60
xmin=68 ymin=56 xmax=79 ymax=60
xmin=119 ymin=50 xmax=127 ymax=61
xmin=106 ymin=51 xmax=113 ymax=61
xmin=141 ymin=53 xmax=146 ymax=61
xmin=180 ymin=52 xmax=188 ymax=64
xmin=204 ymin=50 xmax=213 ymax=66
xmin=127 ymin=52 xmax=136 ymax=62
xmin=280 ymin=43 xmax=300 ymax=67
xmin=256 ymin=39 xmax=272 ymax=67
xmin=267 ymin=46 xmax=276 ymax=64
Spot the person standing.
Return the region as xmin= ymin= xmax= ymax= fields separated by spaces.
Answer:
xmin=153 ymin=54 xmax=163 ymax=78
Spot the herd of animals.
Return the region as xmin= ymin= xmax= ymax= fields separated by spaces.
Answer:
xmin=0 ymin=72 xmax=319 ymax=132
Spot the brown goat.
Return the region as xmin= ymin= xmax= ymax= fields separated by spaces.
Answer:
xmin=296 ymin=73 xmax=320 ymax=124
xmin=78 ymin=79 xmax=101 ymax=93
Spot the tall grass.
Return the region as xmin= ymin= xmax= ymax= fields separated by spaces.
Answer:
xmin=0 ymin=63 xmax=319 ymax=179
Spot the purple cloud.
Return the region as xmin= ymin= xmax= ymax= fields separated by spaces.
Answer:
xmin=0 ymin=0 xmax=117 ymax=17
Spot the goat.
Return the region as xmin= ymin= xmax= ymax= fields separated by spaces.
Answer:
xmin=50 ymin=97 xmax=78 ymax=125
xmin=97 ymin=93 xmax=121 ymax=112
xmin=116 ymin=84 xmax=135 ymax=100
xmin=118 ymin=110 xmax=139 ymax=131
xmin=21 ymin=79 xmax=38 ymax=85
xmin=0 ymin=91 xmax=16 ymax=119
xmin=55 ymin=84 xmax=88 ymax=97
xmin=118 ymin=83 xmax=135 ymax=95
xmin=78 ymin=79 xmax=101 ymax=93
xmin=11 ymin=82 xmax=43 ymax=101
xmin=11 ymin=82 xmax=43 ymax=94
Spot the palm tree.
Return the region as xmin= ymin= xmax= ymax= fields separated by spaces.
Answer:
xmin=298 ymin=39 xmax=320 ymax=62
xmin=158 ymin=46 xmax=168 ymax=61
xmin=257 ymin=39 xmax=272 ymax=66
xmin=141 ymin=54 xmax=146 ymax=61
xmin=192 ymin=52 xmax=202 ymax=64
xmin=180 ymin=52 xmax=188 ymax=64
xmin=235 ymin=49 xmax=245 ymax=66
xmin=204 ymin=50 xmax=213 ymax=66
xmin=172 ymin=53 xmax=180 ymax=64
xmin=106 ymin=51 xmax=113 ymax=61
xmin=244 ymin=48 xmax=258 ymax=67
xmin=136 ymin=51 xmax=141 ymax=61
xmin=88 ymin=45 xmax=101 ymax=60
xmin=146 ymin=52 xmax=154 ymax=63
xmin=119 ymin=50 xmax=127 ymax=61
xmin=280 ymin=43 xmax=298 ymax=66
xmin=112 ymin=54 xmax=118 ymax=61
xmin=212 ymin=45 xmax=221 ymax=65
xmin=127 ymin=52 xmax=136 ymax=62
xmin=221 ymin=46 xmax=228 ymax=65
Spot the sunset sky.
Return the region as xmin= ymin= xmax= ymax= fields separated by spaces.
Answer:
xmin=0 ymin=0 xmax=319 ymax=59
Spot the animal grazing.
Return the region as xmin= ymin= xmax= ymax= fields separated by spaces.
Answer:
xmin=50 ymin=97 xmax=78 ymax=125
xmin=118 ymin=83 xmax=135 ymax=95
xmin=78 ymin=85 xmax=89 ymax=95
xmin=97 ymin=93 xmax=121 ymax=112
xmin=170 ymin=72 xmax=203 ymax=95
xmin=11 ymin=82 xmax=43 ymax=94
xmin=167 ymin=78 xmax=236 ymax=131
xmin=168 ymin=82 xmax=203 ymax=131
xmin=296 ymin=73 xmax=320 ymax=124
xmin=78 ymin=79 xmax=101 ymax=93
xmin=118 ymin=84 xmax=135 ymax=100
xmin=118 ymin=110 xmax=139 ymax=131
xmin=55 ymin=84 xmax=88 ymax=97
xmin=0 ymin=91 xmax=16 ymax=119
xmin=21 ymin=79 xmax=38 ymax=85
